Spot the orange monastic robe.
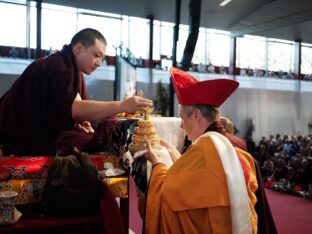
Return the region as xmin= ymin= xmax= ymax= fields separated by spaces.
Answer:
xmin=145 ymin=135 xmax=258 ymax=234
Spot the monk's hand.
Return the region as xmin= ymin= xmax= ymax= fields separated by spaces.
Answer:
xmin=144 ymin=140 xmax=162 ymax=166
xmin=77 ymin=121 xmax=94 ymax=134
xmin=160 ymin=138 xmax=181 ymax=162
xmin=121 ymin=96 xmax=153 ymax=113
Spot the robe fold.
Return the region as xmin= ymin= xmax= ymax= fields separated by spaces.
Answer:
xmin=0 ymin=45 xmax=95 ymax=155
xmin=208 ymin=122 xmax=277 ymax=234
xmin=145 ymin=134 xmax=258 ymax=234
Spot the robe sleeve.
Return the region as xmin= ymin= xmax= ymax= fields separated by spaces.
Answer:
xmin=48 ymin=69 xmax=76 ymax=126
xmin=236 ymin=148 xmax=259 ymax=234
xmin=145 ymin=164 xmax=168 ymax=234
xmin=42 ymin=53 xmax=86 ymax=130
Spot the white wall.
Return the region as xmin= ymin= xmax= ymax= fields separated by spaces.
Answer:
xmin=1 ymin=57 xmax=312 ymax=143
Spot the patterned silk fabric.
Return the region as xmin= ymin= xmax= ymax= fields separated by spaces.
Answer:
xmin=0 ymin=153 xmax=126 ymax=204
xmin=0 ymin=118 xmax=142 ymax=204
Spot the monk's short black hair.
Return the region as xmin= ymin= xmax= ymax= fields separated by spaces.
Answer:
xmin=71 ymin=28 xmax=107 ymax=47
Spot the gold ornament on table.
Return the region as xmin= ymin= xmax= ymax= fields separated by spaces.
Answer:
xmin=127 ymin=90 xmax=150 ymax=118
xmin=115 ymin=90 xmax=146 ymax=118
xmin=128 ymin=106 xmax=161 ymax=154
xmin=136 ymin=90 xmax=144 ymax=97
xmin=132 ymin=90 xmax=144 ymax=117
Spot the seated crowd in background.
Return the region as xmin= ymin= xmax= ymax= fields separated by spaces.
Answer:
xmin=240 ymin=68 xmax=295 ymax=80
xmin=247 ymin=134 xmax=312 ymax=192
xmin=304 ymin=74 xmax=312 ymax=81
xmin=3 ymin=45 xmax=312 ymax=82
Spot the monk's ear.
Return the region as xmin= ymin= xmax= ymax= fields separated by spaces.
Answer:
xmin=72 ymin=42 xmax=84 ymax=55
xmin=193 ymin=108 xmax=202 ymax=120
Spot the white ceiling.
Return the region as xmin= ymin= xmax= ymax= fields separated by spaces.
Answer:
xmin=44 ymin=0 xmax=312 ymax=44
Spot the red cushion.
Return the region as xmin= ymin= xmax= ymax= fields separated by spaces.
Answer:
xmin=0 ymin=153 xmax=121 ymax=181
xmin=0 ymin=156 xmax=52 ymax=181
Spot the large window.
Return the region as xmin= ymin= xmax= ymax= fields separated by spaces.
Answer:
xmin=176 ymin=24 xmax=189 ymax=63
xmin=120 ymin=15 xmax=130 ymax=51
xmin=301 ymin=43 xmax=312 ymax=75
xmin=42 ymin=4 xmax=124 ymax=54
xmin=42 ymin=3 xmax=77 ymax=50
xmin=29 ymin=1 xmax=37 ymax=49
xmin=159 ymin=21 xmax=174 ymax=58
xmin=208 ymin=29 xmax=230 ymax=67
xmin=77 ymin=10 xmax=122 ymax=56
xmin=237 ymin=36 xmax=294 ymax=73
xmin=268 ymin=39 xmax=294 ymax=72
xmin=0 ymin=0 xmax=308 ymax=77
xmin=0 ymin=1 xmax=27 ymax=47
xmin=237 ymin=35 xmax=266 ymax=70
xmin=153 ymin=23 xmax=230 ymax=67
xmin=153 ymin=20 xmax=161 ymax=60
xmin=193 ymin=28 xmax=207 ymax=64
xmin=128 ymin=17 xmax=149 ymax=59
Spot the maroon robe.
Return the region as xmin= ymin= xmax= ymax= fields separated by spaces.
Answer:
xmin=208 ymin=121 xmax=247 ymax=151
xmin=0 ymin=45 xmax=96 ymax=155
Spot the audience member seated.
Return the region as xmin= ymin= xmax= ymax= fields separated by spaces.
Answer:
xmin=268 ymin=139 xmax=277 ymax=156
xmin=240 ymin=68 xmax=247 ymax=76
xmin=219 ymin=65 xmax=227 ymax=74
xmin=286 ymin=72 xmax=294 ymax=80
xmin=256 ymin=69 xmax=264 ymax=77
xmin=300 ymin=138 xmax=311 ymax=157
xmin=253 ymin=133 xmax=312 ymax=197
xmin=263 ymin=70 xmax=271 ymax=77
xmin=261 ymin=159 xmax=274 ymax=178
xmin=197 ymin=63 xmax=206 ymax=73
xmin=288 ymin=136 xmax=300 ymax=157
xmin=220 ymin=116 xmax=235 ymax=134
xmin=219 ymin=116 xmax=247 ymax=151
xmin=275 ymin=139 xmax=284 ymax=153
xmin=300 ymin=159 xmax=312 ymax=189
xmin=304 ymin=74 xmax=312 ymax=81
xmin=247 ymin=68 xmax=254 ymax=76
xmin=254 ymin=143 xmax=270 ymax=166
xmin=286 ymin=166 xmax=296 ymax=183
xmin=8 ymin=47 xmax=19 ymax=58
xmin=207 ymin=63 xmax=215 ymax=73
xmin=45 ymin=47 xmax=54 ymax=56
xmin=272 ymin=158 xmax=288 ymax=181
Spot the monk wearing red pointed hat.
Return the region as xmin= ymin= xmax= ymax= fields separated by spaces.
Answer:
xmin=144 ymin=67 xmax=277 ymax=234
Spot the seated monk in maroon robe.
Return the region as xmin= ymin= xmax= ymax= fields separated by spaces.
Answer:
xmin=0 ymin=28 xmax=152 ymax=156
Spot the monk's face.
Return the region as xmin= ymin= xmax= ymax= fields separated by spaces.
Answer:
xmin=180 ymin=105 xmax=210 ymax=141
xmin=75 ymin=39 xmax=106 ymax=75
xmin=179 ymin=106 xmax=197 ymax=141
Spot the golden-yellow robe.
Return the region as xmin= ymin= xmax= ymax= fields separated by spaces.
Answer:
xmin=145 ymin=135 xmax=258 ymax=234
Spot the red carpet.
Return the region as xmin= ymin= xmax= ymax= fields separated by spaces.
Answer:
xmin=129 ymin=180 xmax=312 ymax=234
xmin=266 ymin=189 xmax=312 ymax=234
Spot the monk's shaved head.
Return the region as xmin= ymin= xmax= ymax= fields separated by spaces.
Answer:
xmin=71 ymin=28 xmax=106 ymax=48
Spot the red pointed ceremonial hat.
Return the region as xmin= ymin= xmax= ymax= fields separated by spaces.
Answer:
xmin=170 ymin=67 xmax=239 ymax=107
